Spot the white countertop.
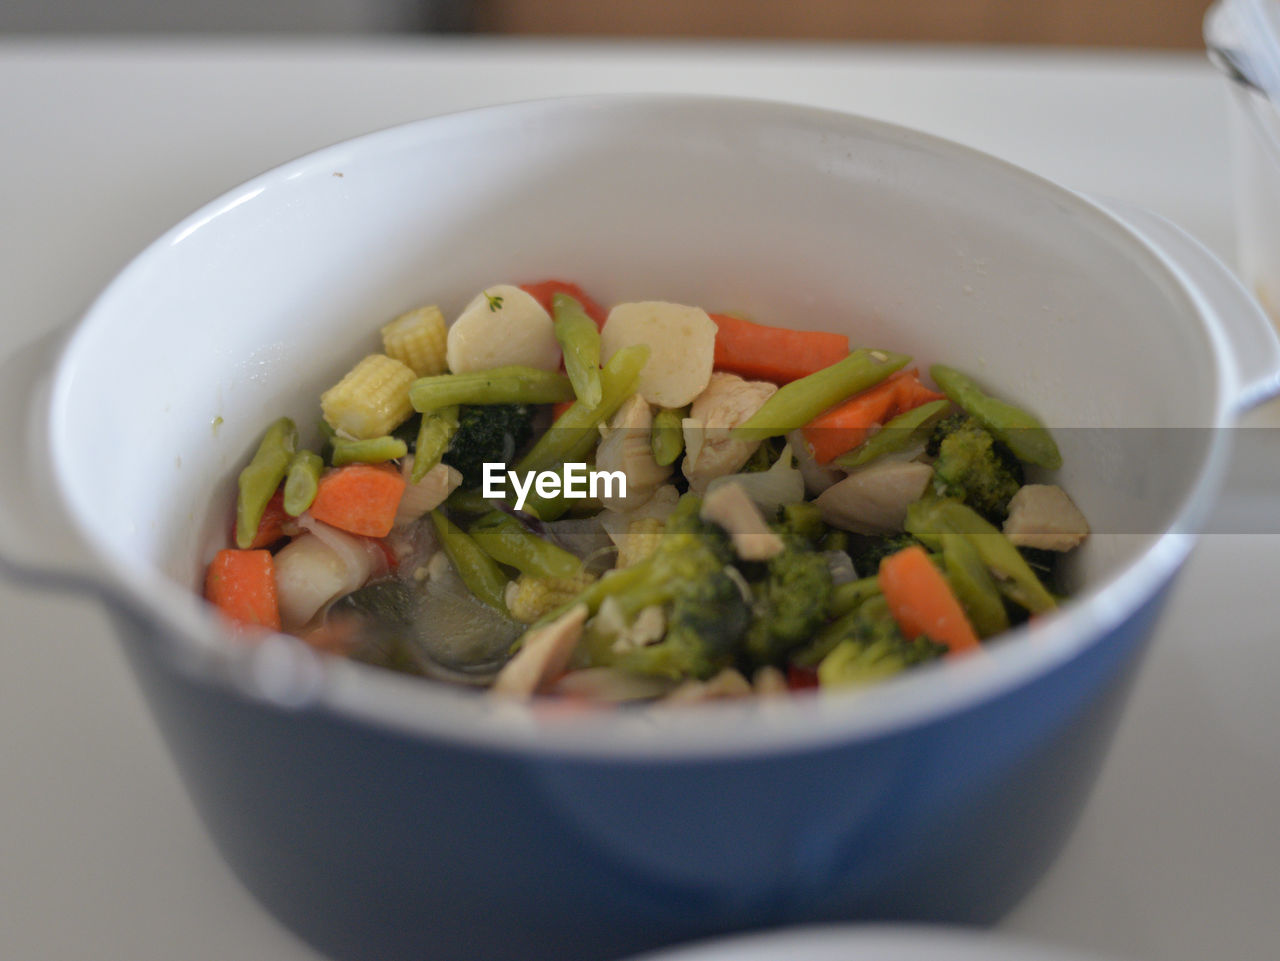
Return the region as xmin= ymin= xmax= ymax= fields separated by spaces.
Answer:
xmin=1 ymin=39 xmax=1277 ymax=961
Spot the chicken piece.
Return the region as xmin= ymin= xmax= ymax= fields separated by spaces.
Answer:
xmin=1003 ymin=484 xmax=1090 ymax=551
xmin=682 ymin=372 xmax=779 ymax=492
xmin=394 ymin=459 xmax=463 ymax=527
xmin=664 ymin=668 xmax=754 ymax=704
xmin=700 ymin=481 xmax=785 ymax=561
xmin=815 ymin=460 xmax=933 ymax=535
xmin=491 ymin=604 xmax=589 ymax=698
xmin=595 ymin=393 xmax=672 ymax=511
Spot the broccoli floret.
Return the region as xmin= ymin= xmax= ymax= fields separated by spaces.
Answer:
xmin=816 ymin=606 xmax=946 ymax=688
xmin=585 ymin=494 xmax=749 ymax=680
xmin=442 ymin=404 xmax=534 ymax=488
xmin=741 ymin=436 xmax=785 ymax=473
xmin=846 ymin=532 xmax=921 ymax=579
xmin=926 ymin=413 xmax=1023 ymax=523
xmin=743 ymin=541 xmax=833 ymax=666
xmin=774 ymin=501 xmax=828 ymax=546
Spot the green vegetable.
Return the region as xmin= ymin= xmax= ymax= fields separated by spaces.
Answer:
xmin=409 ymin=366 xmax=574 ymax=413
xmin=442 ymin=404 xmax=535 ymax=488
xmin=282 ymin=449 xmax=324 ymax=517
xmin=774 ymin=501 xmax=827 ymax=546
xmin=930 ymin=365 xmax=1062 ymax=470
xmin=651 ymin=406 xmax=687 ymax=467
xmin=826 ymin=574 xmax=883 ymax=618
xmin=235 ymin=416 xmax=298 ymax=549
xmin=733 ymin=348 xmax=911 ymax=439
xmin=468 ymin=511 xmax=584 ymax=579
xmin=412 ymin=405 xmax=460 ymax=483
xmin=846 ymin=532 xmax=922 ymax=580
xmin=925 ymin=413 xmax=1023 ymax=523
xmin=516 ymin=344 xmax=650 ymax=474
xmin=430 ymin=511 xmax=509 ymax=612
xmin=940 ymin=532 xmax=1009 ymax=637
xmin=904 ymin=498 xmax=1056 ymax=614
xmin=795 ymin=593 xmax=894 ymax=669
xmin=446 ymin=487 xmax=499 ymax=515
xmin=552 ymin=293 xmax=603 ymax=409
xmin=743 ymin=539 xmax=833 ymax=665
xmin=817 ymin=625 xmax=947 ymax=688
xmin=835 ymin=398 xmax=951 ymax=470
xmin=331 ymin=434 xmax=408 ymax=467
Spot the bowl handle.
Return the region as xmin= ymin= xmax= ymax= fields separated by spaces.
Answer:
xmin=0 ymin=327 xmax=107 ymax=593
xmin=1093 ymin=197 xmax=1280 ymax=415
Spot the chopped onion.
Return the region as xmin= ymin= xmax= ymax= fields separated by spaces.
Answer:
xmin=705 ymin=443 xmax=805 ymax=513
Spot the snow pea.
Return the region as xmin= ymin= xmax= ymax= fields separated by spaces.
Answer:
xmin=552 ymin=293 xmax=603 ymax=409
xmin=835 ymin=398 xmax=951 ymax=470
xmin=234 ymin=416 xmax=297 ymax=549
xmin=468 ymin=510 xmax=583 ymax=579
xmin=930 ymin=365 xmax=1062 ymax=470
xmin=409 ymin=366 xmax=574 ymax=413
xmin=282 ymin=449 xmax=324 ymax=517
xmin=734 ymin=348 xmax=911 ymax=439
xmin=650 ymin=406 xmax=687 ymax=467
xmin=940 ymin=531 xmax=1010 ymax=637
xmin=430 ymin=510 xmax=509 ymax=612
xmin=331 ymin=434 xmax=408 ymax=467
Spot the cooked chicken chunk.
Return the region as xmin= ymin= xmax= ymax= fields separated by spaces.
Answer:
xmin=595 ymin=393 xmax=672 ymax=511
xmin=814 ymin=460 xmax=933 ymax=535
xmin=700 ymin=481 xmax=785 ymax=561
xmin=1002 ymin=484 xmax=1089 ymax=551
xmin=491 ymin=604 xmax=588 ymax=698
xmin=682 ymin=372 xmax=778 ymax=492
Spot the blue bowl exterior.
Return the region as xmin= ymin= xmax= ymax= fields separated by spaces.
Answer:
xmin=114 ymin=580 xmax=1171 ymax=961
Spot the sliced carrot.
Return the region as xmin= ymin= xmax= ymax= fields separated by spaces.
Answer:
xmin=801 ymin=368 xmax=945 ymax=464
xmin=709 ymin=312 xmax=849 ymax=384
xmin=233 ymin=486 xmax=288 ymax=549
xmin=205 ymin=548 xmax=281 ymax=631
xmin=308 ymin=464 xmax=406 ymax=538
xmin=878 ymin=545 xmax=980 ymax=654
xmin=520 ymin=279 xmax=608 ymax=329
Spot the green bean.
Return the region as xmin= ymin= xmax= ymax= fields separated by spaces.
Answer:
xmin=412 ymin=405 xmax=459 ymax=483
xmin=409 ymin=366 xmax=574 ymax=413
xmin=429 ymin=510 xmax=509 ymax=612
xmin=651 ymin=406 xmax=687 ymax=467
xmin=905 ymin=498 xmax=1055 ymax=614
xmin=446 ymin=487 xmax=500 ymax=515
xmin=733 ymin=348 xmax=911 ymax=440
xmin=826 ymin=574 xmax=883 ymax=618
xmin=235 ymin=416 xmax=298 ymax=549
xmin=282 ymin=449 xmax=324 ymax=517
xmin=552 ymin=293 xmax=603 ymax=410
xmin=835 ymin=398 xmax=951 ymax=470
xmin=930 ymin=365 xmax=1062 ymax=470
xmin=331 ymin=434 xmax=408 ymax=467
xmin=795 ymin=594 xmax=894 ymax=668
xmin=940 ymin=532 xmax=1010 ymax=637
xmin=468 ymin=511 xmax=583 ymax=578
xmin=515 ymin=344 xmax=650 ymax=474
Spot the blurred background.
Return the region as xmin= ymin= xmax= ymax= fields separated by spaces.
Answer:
xmin=1 ymin=0 xmax=1211 ymax=47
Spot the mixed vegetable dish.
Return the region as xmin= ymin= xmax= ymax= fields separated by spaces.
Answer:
xmin=203 ymin=280 xmax=1089 ymax=704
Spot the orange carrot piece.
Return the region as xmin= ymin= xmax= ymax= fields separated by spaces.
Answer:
xmin=205 ymin=548 xmax=281 ymax=631
xmin=308 ymin=464 xmax=406 ymax=538
xmin=240 ymin=487 xmax=288 ymax=549
xmin=709 ymin=312 xmax=849 ymax=384
xmin=878 ymin=545 xmax=980 ymax=654
xmin=520 ymin=279 xmax=608 ymax=329
xmin=801 ymin=369 xmax=945 ymax=464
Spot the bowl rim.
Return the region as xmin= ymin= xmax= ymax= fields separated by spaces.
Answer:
xmin=53 ymin=92 xmax=1232 ymax=760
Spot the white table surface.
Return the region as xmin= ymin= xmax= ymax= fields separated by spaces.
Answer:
xmin=2 ymin=38 xmax=1278 ymax=961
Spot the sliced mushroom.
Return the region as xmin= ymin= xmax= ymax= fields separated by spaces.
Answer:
xmin=815 ymin=460 xmax=934 ymax=535
xmin=594 ymin=393 xmax=672 ymax=511
xmin=700 ymin=481 xmax=785 ymax=561
xmin=1003 ymin=484 xmax=1090 ymax=551
xmin=682 ymin=372 xmax=779 ymax=492
xmin=491 ymin=603 xmax=589 ymax=698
